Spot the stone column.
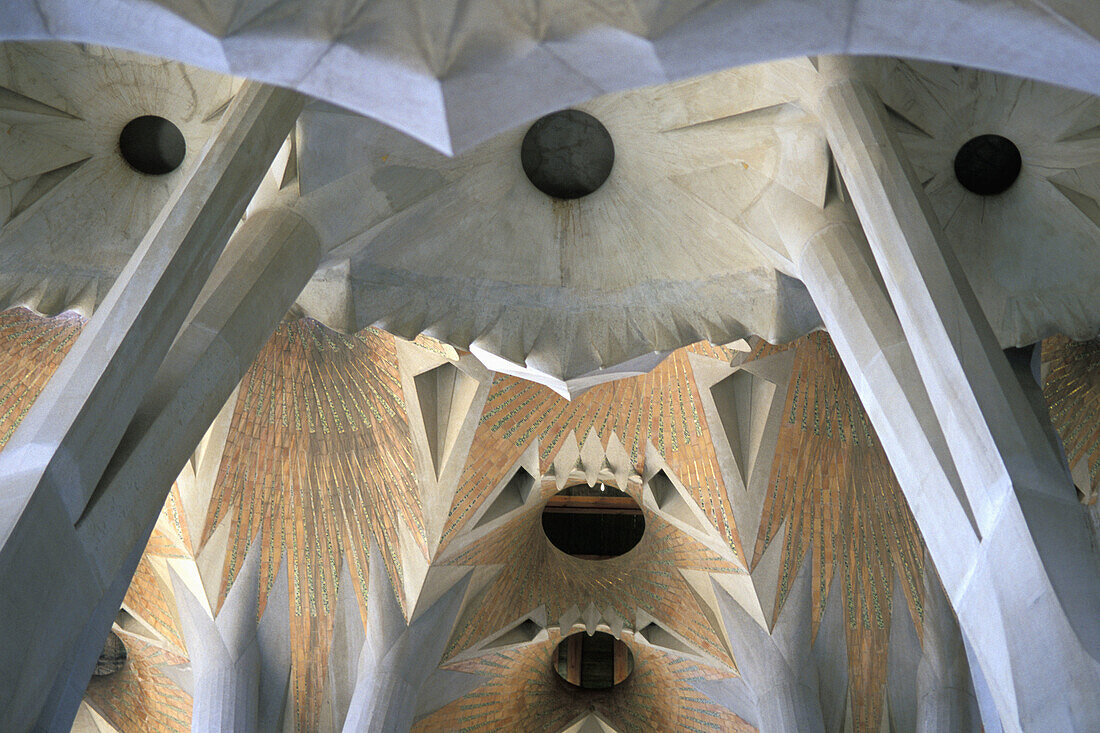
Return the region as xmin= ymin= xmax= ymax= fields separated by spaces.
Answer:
xmin=171 ymin=550 xmax=263 ymax=733
xmin=0 ymin=78 xmax=312 ymax=730
xmin=798 ymin=63 xmax=1100 ymax=731
xmin=700 ymin=559 xmax=826 ymax=733
xmin=30 ymin=205 xmax=319 ymax=732
xmin=169 ymin=543 xmax=292 ymax=733
xmin=342 ymin=545 xmax=472 ymax=733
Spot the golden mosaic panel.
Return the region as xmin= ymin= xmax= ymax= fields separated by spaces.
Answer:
xmin=202 ymin=318 xmax=426 ymax=731
xmin=750 ymin=333 xmax=926 ymax=732
xmin=443 ymin=345 xmax=745 ymax=556
xmin=445 ymin=479 xmax=741 ymax=664
xmin=415 ymin=630 xmax=753 ymax=733
xmin=0 ymin=307 xmax=83 ymax=448
xmin=82 ymin=635 xmax=191 ymax=733
xmin=1043 ymin=336 xmax=1100 ymax=501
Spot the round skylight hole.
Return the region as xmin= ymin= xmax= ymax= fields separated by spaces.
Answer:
xmin=553 ymin=631 xmax=634 ymax=690
xmin=954 ymin=134 xmax=1021 ymax=196
xmin=541 ymin=483 xmax=644 ymax=560
xmin=521 ymin=109 xmax=614 ymax=199
xmin=119 ymin=115 xmax=186 ymax=175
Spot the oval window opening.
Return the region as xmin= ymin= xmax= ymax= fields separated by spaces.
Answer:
xmin=554 ymin=631 xmax=634 ymax=690
xmin=541 ymin=482 xmax=644 ymax=559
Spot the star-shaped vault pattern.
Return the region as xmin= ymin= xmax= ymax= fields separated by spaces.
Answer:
xmin=442 ymin=343 xmax=745 ymax=553
xmin=443 ymin=485 xmax=742 ymax=665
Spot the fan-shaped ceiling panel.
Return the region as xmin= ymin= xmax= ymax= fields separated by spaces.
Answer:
xmin=0 ymin=43 xmax=240 ymax=316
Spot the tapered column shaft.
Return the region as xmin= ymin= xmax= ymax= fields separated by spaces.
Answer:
xmin=0 ymin=77 xmax=310 ymax=731
xmin=793 ymin=137 xmax=1100 ymax=728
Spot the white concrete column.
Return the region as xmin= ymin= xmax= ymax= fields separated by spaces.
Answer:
xmin=342 ymin=545 xmax=472 ymax=733
xmin=0 ymin=76 xmax=311 ymax=729
xmin=0 ymin=81 xmax=303 ymax=526
xmin=27 ymin=206 xmax=319 ymax=732
xmin=786 ymin=108 xmax=1100 ymax=730
xmin=804 ymin=65 xmax=1100 ymax=731
xmin=171 ymin=547 xmax=263 ymax=733
xmin=700 ymin=559 xmax=826 ymax=733
xmin=168 ymin=543 xmax=292 ymax=733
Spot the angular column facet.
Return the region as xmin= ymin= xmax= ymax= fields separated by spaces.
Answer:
xmin=342 ymin=545 xmax=472 ymax=733
xmin=699 ymin=560 xmax=826 ymax=733
xmin=0 ymin=183 xmax=319 ymax=730
xmin=800 ymin=69 xmax=1100 ymax=730
xmin=916 ymin=559 xmax=981 ymax=732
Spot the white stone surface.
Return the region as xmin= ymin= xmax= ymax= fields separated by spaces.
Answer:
xmin=802 ymin=69 xmax=1100 ymax=732
xmin=285 ymin=65 xmax=822 ymax=391
xmin=0 ymin=43 xmax=240 ymax=316
xmin=915 ymin=561 xmax=981 ymax=732
xmin=4 ymin=46 xmax=1097 ymax=394
xmin=698 ymin=558 xmax=827 ymax=732
xmin=0 ymin=165 xmax=314 ymax=733
xmin=1 ymin=1 xmax=1099 ymax=154
xmin=341 ymin=542 xmax=472 ymax=733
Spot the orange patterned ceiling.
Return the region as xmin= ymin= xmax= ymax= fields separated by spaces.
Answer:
xmin=416 ymin=630 xmax=754 ymax=733
xmin=203 ymin=318 xmax=429 ymax=731
xmin=0 ymin=305 xmax=1094 ymax=733
xmin=749 ymin=333 xmax=925 ymax=731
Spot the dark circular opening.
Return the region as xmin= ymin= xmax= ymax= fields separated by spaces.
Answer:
xmin=93 ymin=632 xmax=127 ymax=676
xmin=554 ymin=631 xmax=634 ymax=690
xmin=521 ymin=110 xmax=614 ymax=199
xmin=953 ymin=134 xmax=1021 ymax=196
xmin=541 ymin=482 xmax=644 ymax=559
xmin=119 ymin=115 xmax=186 ymax=175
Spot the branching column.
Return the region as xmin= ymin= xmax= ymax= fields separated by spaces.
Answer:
xmin=0 ymin=82 xmax=315 ymax=731
xmin=707 ymin=564 xmax=826 ymax=733
xmin=342 ymin=547 xmax=472 ymax=733
xmin=170 ymin=543 xmax=292 ymax=733
xmin=799 ymin=61 xmax=1100 ymax=731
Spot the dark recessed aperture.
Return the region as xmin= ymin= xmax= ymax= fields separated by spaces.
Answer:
xmin=119 ymin=115 xmax=186 ymax=175
xmin=554 ymin=631 xmax=634 ymax=690
xmin=953 ymin=134 xmax=1022 ymax=196
xmin=521 ymin=109 xmax=614 ymax=199
xmin=93 ymin=631 xmax=127 ymax=676
xmin=541 ymin=483 xmax=644 ymax=559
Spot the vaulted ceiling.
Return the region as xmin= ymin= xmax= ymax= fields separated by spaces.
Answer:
xmin=2 ymin=305 xmax=1095 ymax=732
xmin=0 ymin=13 xmax=1098 ymax=732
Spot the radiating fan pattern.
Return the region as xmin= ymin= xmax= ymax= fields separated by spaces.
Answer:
xmin=416 ymin=632 xmax=753 ymax=733
xmin=0 ymin=307 xmax=84 ymax=446
xmin=444 ymin=487 xmax=741 ymax=664
xmin=875 ymin=58 xmax=1100 ymax=345
xmin=83 ymin=637 xmax=191 ymax=733
xmin=442 ymin=343 xmax=743 ymax=552
xmin=750 ymin=332 xmax=925 ymax=731
xmin=1043 ymin=335 xmax=1100 ymax=501
xmin=202 ymin=318 xmax=427 ymax=731
xmin=0 ymin=43 xmax=238 ymax=317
